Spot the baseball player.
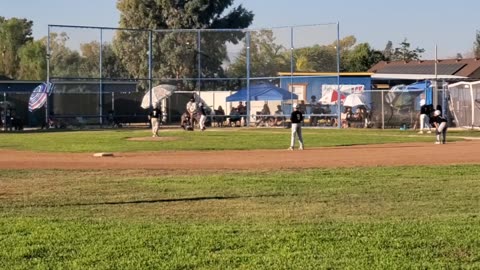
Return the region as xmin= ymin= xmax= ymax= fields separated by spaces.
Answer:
xmin=430 ymin=110 xmax=447 ymax=144
xmin=418 ymin=99 xmax=432 ymax=134
xmin=148 ymin=106 xmax=161 ymax=137
xmin=198 ymin=102 xmax=207 ymax=131
xmin=288 ymin=103 xmax=304 ymax=150
xmin=186 ymin=97 xmax=197 ymax=129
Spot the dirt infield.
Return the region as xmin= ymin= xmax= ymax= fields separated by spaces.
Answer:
xmin=1 ymin=140 xmax=480 ymax=171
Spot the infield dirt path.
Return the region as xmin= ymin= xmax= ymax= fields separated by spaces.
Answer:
xmin=1 ymin=140 xmax=480 ymax=171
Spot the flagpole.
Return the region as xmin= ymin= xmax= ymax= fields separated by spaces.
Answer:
xmin=45 ymin=26 xmax=51 ymax=129
xmin=434 ymin=45 xmax=438 ymax=108
xmin=336 ymin=22 xmax=341 ymax=128
xmin=3 ymin=92 xmax=6 ymax=131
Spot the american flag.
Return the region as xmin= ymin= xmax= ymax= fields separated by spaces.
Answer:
xmin=28 ymin=82 xmax=54 ymax=112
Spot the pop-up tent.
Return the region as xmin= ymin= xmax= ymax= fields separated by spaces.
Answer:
xmin=141 ymin=84 xmax=176 ymax=109
xmin=343 ymin=93 xmax=368 ymax=108
xmin=385 ymin=81 xmax=430 ymax=108
xmin=226 ymin=84 xmax=298 ymax=101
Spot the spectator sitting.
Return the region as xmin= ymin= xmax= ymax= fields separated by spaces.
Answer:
xmin=229 ymin=107 xmax=241 ymax=126
xmin=352 ymin=107 xmax=362 ymax=120
xmin=213 ymin=106 xmax=225 ymax=127
xmin=256 ymin=103 xmax=271 ymax=126
xmin=237 ymin=101 xmax=246 ymax=116
xmin=216 ymin=105 xmax=225 ymax=115
xmin=274 ymin=105 xmax=285 ymax=126
xmin=341 ymin=106 xmax=353 ymax=128
xmin=310 ymin=101 xmax=323 ymax=126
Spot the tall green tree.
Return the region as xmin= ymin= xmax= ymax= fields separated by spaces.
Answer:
xmin=0 ymin=17 xmax=34 ymax=78
xmin=343 ymin=43 xmax=385 ymax=72
xmin=78 ymin=41 xmax=128 ymax=79
xmin=391 ymin=39 xmax=425 ymax=61
xmin=114 ymin=0 xmax=253 ymax=90
xmin=474 ymin=30 xmax=480 ymax=58
xmin=227 ymin=30 xmax=289 ymax=78
xmin=48 ymin=32 xmax=83 ymax=78
xmin=293 ymin=36 xmax=357 ymax=73
xmin=295 ymin=45 xmax=337 ymax=72
xmin=17 ymin=40 xmax=47 ymax=80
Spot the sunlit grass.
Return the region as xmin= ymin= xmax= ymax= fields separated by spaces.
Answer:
xmin=0 ymin=127 xmax=473 ymax=152
xmin=1 ymin=165 xmax=479 ymax=269
xmin=1 ymin=127 xmax=479 ymax=268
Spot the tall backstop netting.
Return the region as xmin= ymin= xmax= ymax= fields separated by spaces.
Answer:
xmin=42 ymin=23 xmax=340 ymax=126
xmin=448 ymin=81 xmax=480 ymax=128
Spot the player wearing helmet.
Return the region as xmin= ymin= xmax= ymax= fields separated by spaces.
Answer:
xmin=198 ymin=102 xmax=207 ymax=131
xmin=288 ymin=103 xmax=304 ymax=150
xmin=430 ymin=110 xmax=447 ymax=144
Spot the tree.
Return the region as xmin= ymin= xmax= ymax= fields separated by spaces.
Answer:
xmin=474 ymin=30 xmax=480 ymax=58
xmin=337 ymin=35 xmax=357 ymax=54
xmin=17 ymin=40 xmax=47 ymax=80
xmin=383 ymin=41 xmax=393 ymax=61
xmin=293 ymin=36 xmax=357 ymax=73
xmin=227 ymin=30 xmax=290 ymax=79
xmin=47 ymin=32 xmax=83 ymax=78
xmin=391 ymin=39 xmax=425 ymax=61
xmin=78 ymin=41 xmax=128 ymax=79
xmin=0 ymin=17 xmax=34 ymax=78
xmin=114 ymin=0 xmax=254 ymax=90
xmin=295 ymin=45 xmax=337 ymax=72
xmin=343 ymin=43 xmax=385 ymax=72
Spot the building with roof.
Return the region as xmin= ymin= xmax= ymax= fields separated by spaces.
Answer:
xmin=368 ymin=58 xmax=480 ymax=87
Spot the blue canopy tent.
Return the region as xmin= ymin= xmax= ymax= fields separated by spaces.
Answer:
xmin=226 ymin=84 xmax=298 ymax=101
xmin=409 ymin=81 xmax=433 ymax=105
xmin=386 ymin=81 xmax=431 ymax=108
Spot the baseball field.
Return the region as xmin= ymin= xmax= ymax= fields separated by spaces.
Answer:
xmin=1 ymin=127 xmax=479 ymax=269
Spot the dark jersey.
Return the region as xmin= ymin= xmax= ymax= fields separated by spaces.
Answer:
xmin=420 ymin=104 xmax=431 ymax=115
xmin=290 ymin=110 xmax=304 ymax=123
xmin=199 ymin=105 xmax=206 ymax=116
xmin=149 ymin=108 xmax=161 ymax=118
xmin=430 ymin=115 xmax=447 ymax=125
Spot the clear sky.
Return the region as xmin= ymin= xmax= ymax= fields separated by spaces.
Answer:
xmin=2 ymin=0 xmax=479 ymax=59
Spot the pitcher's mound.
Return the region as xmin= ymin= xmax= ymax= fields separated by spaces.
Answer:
xmin=127 ymin=136 xmax=178 ymax=142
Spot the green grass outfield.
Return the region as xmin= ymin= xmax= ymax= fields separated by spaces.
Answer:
xmin=0 ymin=128 xmax=478 ymax=152
xmin=0 ymin=128 xmax=479 ymax=269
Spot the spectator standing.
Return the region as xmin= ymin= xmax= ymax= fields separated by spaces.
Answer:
xmin=237 ymin=101 xmax=247 ymax=126
xmin=298 ymin=100 xmax=307 ymax=114
xmin=288 ymin=103 xmax=304 ymax=151
xmin=148 ymin=106 xmax=162 ymax=137
xmin=237 ymin=101 xmax=246 ymax=115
